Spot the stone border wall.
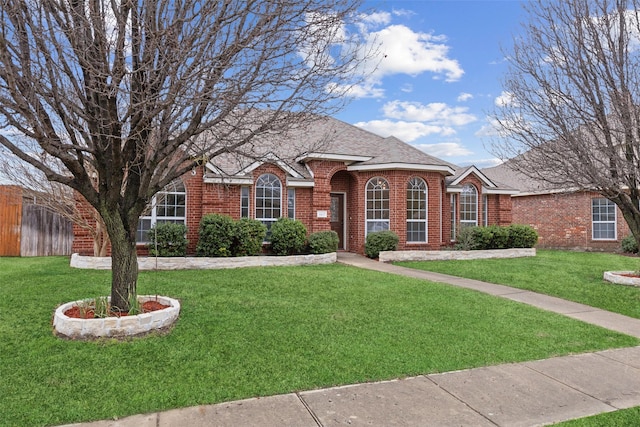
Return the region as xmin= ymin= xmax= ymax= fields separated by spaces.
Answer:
xmin=379 ymin=248 xmax=536 ymax=263
xmin=53 ymin=295 xmax=180 ymax=339
xmin=70 ymin=252 xmax=337 ymax=270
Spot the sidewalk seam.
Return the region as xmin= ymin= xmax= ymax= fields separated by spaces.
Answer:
xmin=422 ymin=375 xmax=500 ymax=427
xmin=296 ymin=392 xmax=323 ymax=427
xmin=521 ymin=363 xmax=619 ymax=410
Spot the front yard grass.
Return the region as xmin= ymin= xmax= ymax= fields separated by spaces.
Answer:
xmin=1 ymin=256 xmax=637 ymax=426
xmin=395 ymin=249 xmax=640 ymax=319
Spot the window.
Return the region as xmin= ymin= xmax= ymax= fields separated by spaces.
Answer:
xmin=482 ymin=194 xmax=488 ymax=227
xmin=137 ymin=180 xmax=186 ymax=243
xmin=287 ymin=188 xmax=296 ymax=219
xmin=460 ymin=184 xmax=478 ymax=228
xmin=592 ymin=198 xmax=616 ymax=240
xmin=450 ymin=194 xmax=457 ymax=241
xmin=255 ymin=173 xmax=281 ymax=235
xmin=240 ymin=186 xmax=250 ymax=218
xmin=366 ymin=177 xmax=390 ymax=235
xmin=406 ymin=177 xmax=427 ymax=242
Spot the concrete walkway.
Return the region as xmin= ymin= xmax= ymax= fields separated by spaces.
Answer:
xmin=61 ymin=253 xmax=640 ymax=427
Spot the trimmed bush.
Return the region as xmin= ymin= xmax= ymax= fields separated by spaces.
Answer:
xmin=270 ymin=218 xmax=308 ymax=255
xmin=308 ymin=231 xmax=339 ymax=254
xmin=475 ymin=225 xmax=510 ymax=249
xmin=196 ymin=214 xmax=236 ymax=257
xmin=147 ymin=222 xmax=188 ymax=257
xmin=454 ymin=224 xmax=538 ymax=250
xmin=232 ymin=218 xmax=267 ymax=256
xmin=622 ymin=235 xmax=639 ymax=254
xmin=365 ymin=230 xmax=399 ymax=259
xmin=507 ymin=224 xmax=538 ymax=248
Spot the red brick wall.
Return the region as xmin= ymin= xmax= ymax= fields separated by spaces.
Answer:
xmin=512 ymin=191 xmax=629 ymax=251
xmin=72 ymin=164 xmax=515 ymax=256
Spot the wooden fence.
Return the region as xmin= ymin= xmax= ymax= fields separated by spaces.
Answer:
xmin=0 ymin=186 xmax=73 ymax=256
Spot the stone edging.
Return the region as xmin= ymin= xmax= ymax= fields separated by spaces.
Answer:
xmin=379 ymin=248 xmax=536 ymax=262
xmin=53 ymin=295 xmax=180 ymax=339
xmin=70 ymin=252 xmax=337 ymax=270
xmin=603 ymin=271 xmax=640 ymax=287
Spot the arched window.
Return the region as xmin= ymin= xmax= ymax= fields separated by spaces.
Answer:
xmin=255 ymin=173 xmax=282 ymax=234
xmin=460 ymin=184 xmax=478 ymax=228
xmin=366 ymin=177 xmax=390 ymax=235
xmin=406 ymin=177 xmax=427 ymax=242
xmin=137 ymin=180 xmax=186 ymax=243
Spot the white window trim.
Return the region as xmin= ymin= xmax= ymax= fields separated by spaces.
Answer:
xmin=592 ymin=198 xmax=617 ymax=240
xmin=460 ymin=184 xmax=478 ymax=228
xmin=365 ymin=177 xmax=390 ymax=236
xmin=137 ymin=181 xmax=186 ymax=244
xmin=406 ymin=177 xmax=427 ymax=243
xmin=255 ymin=173 xmax=282 ymax=238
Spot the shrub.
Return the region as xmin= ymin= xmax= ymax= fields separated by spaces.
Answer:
xmin=270 ymin=218 xmax=307 ymax=255
xmin=232 ymin=218 xmax=267 ymax=256
xmin=453 ymin=226 xmax=478 ymax=251
xmin=365 ymin=230 xmax=399 ymax=259
xmin=308 ymin=231 xmax=339 ymax=254
xmin=622 ymin=235 xmax=639 ymax=254
xmin=147 ymin=222 xmax=188 ymax=257
xmin=475 ymin=225 xmax=510 ymax=249
xmin=507 ymin=224 xmax=539 ymax=248
xmin=196 ymin=214 xmax=236 ymax=257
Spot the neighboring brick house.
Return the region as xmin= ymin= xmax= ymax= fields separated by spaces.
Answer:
xmin=73 ymin=116 xmax=516 ymax=256
xmin=483 ymin=163 xmax=631 ymax=251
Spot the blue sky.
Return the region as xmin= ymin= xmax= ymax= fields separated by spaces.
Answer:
xmin=335 ymin=0 xmax=527 ymax=168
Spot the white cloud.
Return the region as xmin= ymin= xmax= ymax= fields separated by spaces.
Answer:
xmin=494 ymin=91 xmax=515 ymax=107
xmin=458 ymin=157 xmax=503 ymax=168
xmin=325 ymin=82 xmax=385 ymax=98
xmin=414 ymin=142 xmax=473 ymax=157
xmin=457 ymin=92 xmax=473 ymax=102
xmin=358 ymin=11 xmax=392 ymax=28
xmin=382 ymin=100 xmax=477 ymax=126
xmin=354 ymin=119 xmax=454 ymax=142
xmin=400 ymin=83 xmax=413 ymax=93
xmin=370 ymin=25 xmax=464 ymax=82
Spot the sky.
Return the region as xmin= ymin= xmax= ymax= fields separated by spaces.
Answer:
xmin=335 ymin=0 xmax=528 ymax=168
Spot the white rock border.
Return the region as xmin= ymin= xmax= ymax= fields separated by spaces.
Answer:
xmin=603 ymin=271 xmax=640 ymax=287
xmin=379 ymin=248 xmax=536 ymax=262
xmin=53 ymin=295 xmax=180 ymax=339
xmin=70 ymin=252 xmax=337 ymax=270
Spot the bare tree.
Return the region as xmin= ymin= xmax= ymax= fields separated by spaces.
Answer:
xmin=0 ymin=0 xmax=372 ymax=311
xmin=0 ymin=150 xmax=110 ymax=256
xmin=492 ymin=0 xmax=640 ymax=250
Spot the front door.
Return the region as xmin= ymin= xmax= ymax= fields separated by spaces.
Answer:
xmin=330 ymin=193 xmax=345 ymax=250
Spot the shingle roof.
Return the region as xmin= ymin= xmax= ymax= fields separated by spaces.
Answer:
xmin=202 ymin=115 xmax=515 ymax=194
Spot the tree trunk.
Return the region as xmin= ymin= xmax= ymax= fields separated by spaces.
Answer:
xmin=102 ymin=210 xmax=138 ymax=313
xmin=618 ymin=204 xmax=640 ymax=256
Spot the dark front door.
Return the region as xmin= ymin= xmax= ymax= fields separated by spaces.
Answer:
xmin=330 ymin=193 xmax=345 ymax=250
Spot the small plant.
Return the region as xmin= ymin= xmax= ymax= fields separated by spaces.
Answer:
xmin=365 ymin=230 xmax=399 ymax=258
xmin=621 ymin=235 xmax=639 ymax=254
xmin=270 ymin=218 xmax=308 ymax=255
xmin=308 ymin=230 xmax=339 ymax=254
xmin=93 ymin=296 xmax=109 ymax=318
xmin=196 ymin=214 xmax=236 ymax=257
xmin=128 ymin=294 xmax=141 ymax=316
xmin=76 ymin=299 xmax=93 ymax=319
xmin=147 ymin=222 xmax=188 ymax=257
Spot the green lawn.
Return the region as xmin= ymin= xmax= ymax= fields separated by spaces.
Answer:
xmin=1 ymin=256 xmax=638 ymax=426
xmin=554 ymin=407 xmax=640 ymax=426
xmin=396 ymin=250 xmax=640 ymax=319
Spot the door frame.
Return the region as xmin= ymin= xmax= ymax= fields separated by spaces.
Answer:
xmin=330 ymin=192 xmax=347 ymax=250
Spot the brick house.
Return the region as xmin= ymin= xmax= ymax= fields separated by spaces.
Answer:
xmin=73 ymin=117 xmax=516 ymax=256
xmin=483 ymin=163 xmax=631 ymax=251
